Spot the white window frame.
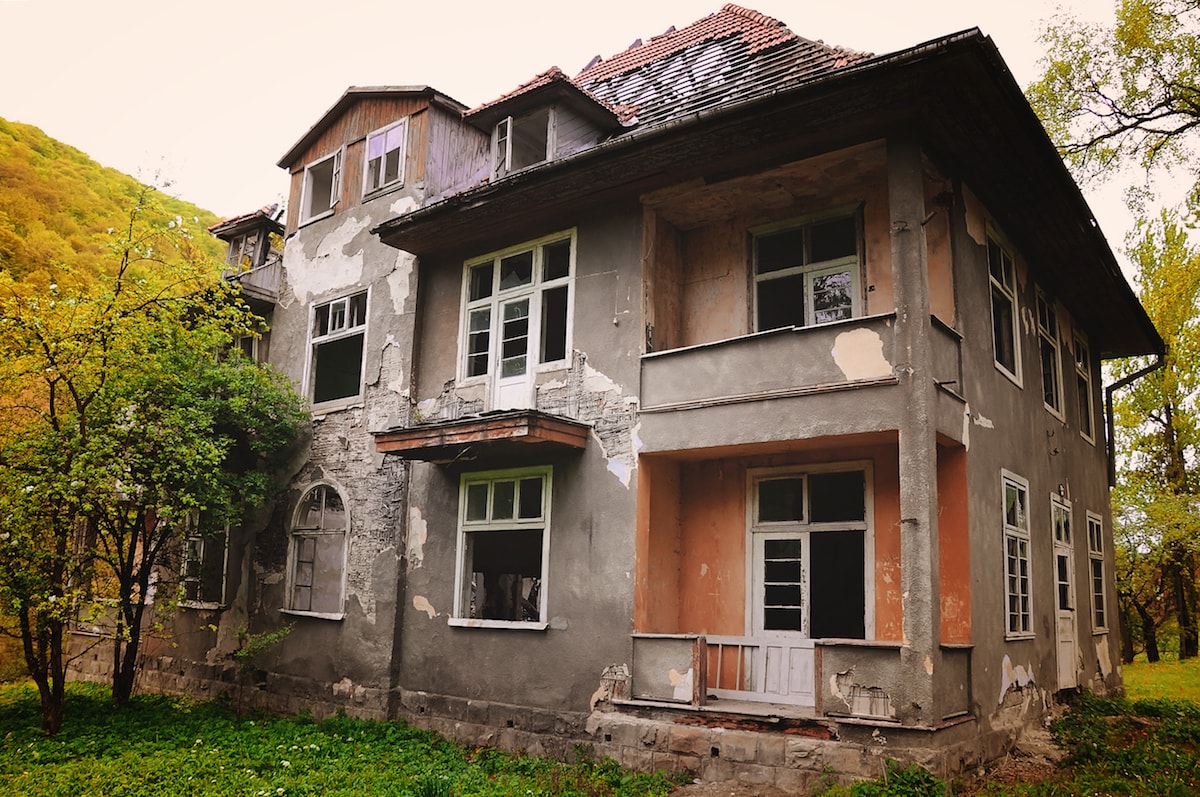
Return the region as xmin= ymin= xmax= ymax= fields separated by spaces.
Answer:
xmin=362 ymin=118 xmax=408 ymax=196
xmin=1036 ymin=288 xmax=1064 ymax=418
xmin=745 ymin=462 xmax=874 ymax=640
xmin=1002 ymin=470 xmax=1033 ymax=639
xmin=300 ymin=148 xmax=343 ymax=225
xmin=1052 ymin=493 xmax=1074 ymax=609
xmin=751 ymin=211 xmax=863 ymax=331
xmin=179 ymin=519 xmax=229 ymax=610
xmin=283 ymin=483 xmax=349 ymax=621
xmin=492 ymin=107 xmax=556 ymax=179
xmin=1087 ymin=512 xmax=1108 ymax=632
xmin=988 ymin=231 xmax=1022 ymax=386
xmin=306 ymin=290 xmax=368 ymax=408
xmin=1074 ymin=332 xmax=1096 ymax=444
xmin=458 ymin=231 xmax=575 ymax=383
xmin=450 ymin=466 xmax=552 ymax=630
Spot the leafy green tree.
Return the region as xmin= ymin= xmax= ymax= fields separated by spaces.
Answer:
xmin=1109 ymin=211 xmax=1200 ymax=659
xmin=0 ymin=187 xmax=305 ymax=730
xmin=1028 ymin=0 xmax=1200 ymax=213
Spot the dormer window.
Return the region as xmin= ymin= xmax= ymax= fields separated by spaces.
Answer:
xmin=364 ymin=119 xmax=408 ymax=195
xmin=301 ymin=149 xmax=342 ymax=225
xmin=494 ymin=108 xmax=553 ymax=178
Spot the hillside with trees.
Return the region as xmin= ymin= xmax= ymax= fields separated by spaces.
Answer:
xmin=0 ymin=116 xmax=224 ymax=279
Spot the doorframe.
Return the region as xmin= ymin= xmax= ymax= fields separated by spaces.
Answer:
xmin=1051 ymin=493 xmax=1078 ymax=690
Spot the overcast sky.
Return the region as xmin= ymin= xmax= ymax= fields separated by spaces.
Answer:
xmin=1 ymin=0 xmax=1133 ymax=251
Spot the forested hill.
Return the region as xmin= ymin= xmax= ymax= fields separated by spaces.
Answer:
xmin=0 ymin=116 xmax=224 ymax=279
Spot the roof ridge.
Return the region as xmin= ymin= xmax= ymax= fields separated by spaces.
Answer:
xmin=720 ymin=3 xmax=787 ymax=30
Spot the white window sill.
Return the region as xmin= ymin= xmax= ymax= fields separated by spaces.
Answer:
xmin=362 ymin=182 xmax=405 ymax=203
xmin=180 ymin=601 xmax=225 ymax=611
xmin=311 ymin=397 xmax=365 ymax=418
xmin=447 ymin=618 xmax=548 ymax=631
xmin=994 ymin=361 xmax=1023 ymax=389
xmin=1004 ymin=633 xmax=1035 ymax=642
xmin=281 ymin=609 xmax=345 ymax=621
xmin=299 ymin=209 xmax=335 ymax=228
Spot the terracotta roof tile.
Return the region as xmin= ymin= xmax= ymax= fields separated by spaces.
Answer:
xmin=575 ymin=4 xmax=796 ymax=84
xmin=465 ymin=67 xmax=570 ymax=119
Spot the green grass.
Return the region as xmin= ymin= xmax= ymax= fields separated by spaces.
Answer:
xmin=0 ymin=682 xmax=677 ymax=797
xmin=1122 ymin=654 xmax=1200 ymax=703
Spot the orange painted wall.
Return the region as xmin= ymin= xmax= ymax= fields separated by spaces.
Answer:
xmin=634 ymin=456 xmax=682 ymax=632
xmin=923 ymin=161 xmax=957 ymax=325
xmin=871 ymin=452 xmax=904 ymax=641
xmin=677 ymin=460 xmax=748 ymax=635
xmin=938 ymin=445 xmax=971 ymax=644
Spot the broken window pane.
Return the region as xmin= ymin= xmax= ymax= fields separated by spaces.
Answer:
xmin=510 ymin=108 xmax=550 ymax=171
xmin=540 ymin=286 xmax=568 ymax=363
xmin=810 ymin=269 xmax=854 ymax=324
xmin=808 ymin=216 xmax=857 ymax=262
xmin=543 ymin=239 xmax=571 ymax=280
xmin=469 ymin=263 xmax=494 ymax=301
xmin=756 ymin=273 xmax=805 ymax=331
xmin=467 ymin=308 xmax=492 ymax=377
xmin=466 ymin=529 xmax=543 ymax=621
xmin=499 ymin=251 xmax=533 ymax=290
xmin=518 ymin=477 xmax=543 ymax=519
xmin=762 ymin=538 xmax=802 ymax=632
xmin=500 ymin=299 xmax=530 ymax=377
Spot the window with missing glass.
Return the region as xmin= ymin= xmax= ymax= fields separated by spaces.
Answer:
xmin=753 ymin=214 xmax=861 ymax=332
xmin=452 ymin=467 xmax=552 ymax=629
xmin=309 ymin=291 xmax=367 ymax=405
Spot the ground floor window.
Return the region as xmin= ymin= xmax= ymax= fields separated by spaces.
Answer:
xmin=750 ymin=466 xmax=869 ymax=639
xmin=1003 ymin=471 xmax=1032 ymax=638
xmin=180 ymin=520 xmax=228 ymax=609
xmin=453 ymin=467 xmax=551 ymax=628
xmin=286 ymin=484 xmax=348 ymax=617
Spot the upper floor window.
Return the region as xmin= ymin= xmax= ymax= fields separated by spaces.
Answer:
xmin=460 ymin=233 xmax=573 ymax=409
xmin=1036 ymin=289 xmax=1063 ymax=416
xmin=988 ymin=234 xmax=1021 ymax=384
xmin=1002 ymin=471 xmax=1032 ymax=639
xmin=364 ymin=119 xmax=407 ymax=195
xmin=1074 ymin=333 xmax=1095 ymax=443
xmin=286 ymin=484 xmax=348 ymax=618
xmin=753 ymin=214 xmax=861 ymax=332
xmin=310 ymin=291 xmax=367 ymax=406
xmin=301 ymin=150 xmax=342 ymax=225
xmin=225 ymin=231 xmax=259 ymax=271
xmin=452 ymin=467 xmax=552 ymax=629
xmin=494 ymin=108 xmax=553 ymax=178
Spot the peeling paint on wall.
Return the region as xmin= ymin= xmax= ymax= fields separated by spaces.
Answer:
xmin=407 ymin=507 xmax=427 ymax=572
xmin=972 ymin=412 xmax=995 ymax=429
xmin=668 ymin=667 xmax=694 ymax=701
xmin=998 ymin=655 xmax=1035 ymax=704
xmin=962 ymin=405 xmax=972 ymax=450
xmin=413 ymin=595 xmax=438 ymax=619
xmin=386 ymin=250 xmax=416 ymax=313
xmin=831 ymin=328 xmax=893 ymax=381
xmin=1095 ymin=637 xmax=1112 ymax=678
xmin=282 ymin=215 xmax=370 ymax=306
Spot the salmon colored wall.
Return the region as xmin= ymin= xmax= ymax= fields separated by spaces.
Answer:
xmin=923 ymin=161 xmax=956 ymax=325
xmin=677 ymin=459 xmax=748 ymax=635
xmin=938 ymin=445 xmax=971 ymax=644
xmin=639 ymin=436 xmax=903 ymax=641
xmin=634 ymin=457 xmax=683 ymax=632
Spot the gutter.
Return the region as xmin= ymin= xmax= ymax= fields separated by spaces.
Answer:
xmin=1104 ymin=355 xmax=1165 ymax=486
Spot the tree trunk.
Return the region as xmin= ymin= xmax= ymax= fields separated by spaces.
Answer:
xmin=1118 ymin=602 xmax=1136 ymax=664
xmin=1136 ymin=601 xmax=1161 ymax=663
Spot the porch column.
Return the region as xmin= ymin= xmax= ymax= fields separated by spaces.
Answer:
xmin=887 ymin=136 xmax=942 ymax=726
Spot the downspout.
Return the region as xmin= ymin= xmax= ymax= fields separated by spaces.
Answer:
xmin=1104 ymin=354 xmax=1164 ymax=486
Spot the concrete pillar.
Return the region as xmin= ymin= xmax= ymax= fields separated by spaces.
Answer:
xmin=886 ymin=136 xmax=942 ymax=726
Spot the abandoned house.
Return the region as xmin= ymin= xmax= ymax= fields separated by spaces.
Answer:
xmin=71 ymin=4 xmax=1163 ymax=787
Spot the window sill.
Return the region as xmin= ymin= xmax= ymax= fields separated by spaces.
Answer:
xmin=362 ymin=181 xmax=406 ymax=203
xmin=281 ymin=609 xmax=345 ymax=621
xmin=1004 ymin=633 xmax=1035 ymax=642
xmin=1093 ymin=628 xmax=1109 ymax=636
xmin=311 ymin=397 xmax=365 ymax=417
xmin=447 ymin=618 xmax=548 ymax=631
xmin=180 ymin=601 xmax=225 ymax=611
xmin=994 ymin=361 xmax=1023 ymax=389
xmin=299 ymin=209 xmax=335 ymax=228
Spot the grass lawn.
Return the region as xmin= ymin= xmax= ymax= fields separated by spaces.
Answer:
xmin=1122 ymin=654 xmax=1200 ymax=703
xmin=0 ymin=682 xmax=679 ymax=797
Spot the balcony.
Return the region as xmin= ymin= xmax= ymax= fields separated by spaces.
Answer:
xmin=225 ymin=259 xmax=281 ymax=311
xmin=638 ymin=313 xmax=901 ymax=453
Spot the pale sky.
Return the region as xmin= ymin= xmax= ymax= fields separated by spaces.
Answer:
xmin=0 ymin=0 xmax=1132 ymax=249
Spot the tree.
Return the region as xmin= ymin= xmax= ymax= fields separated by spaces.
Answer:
xmin=0 ymin=187 xmax=305 ymax=730
xmin=1028 ymin=0 xmax=1200 ymax=215
xmin=1109 ymin=211 xmax=1200 ymax=659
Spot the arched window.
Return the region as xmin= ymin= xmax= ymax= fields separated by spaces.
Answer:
xmin=287 ymin=484 xmax=348 ymax=617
